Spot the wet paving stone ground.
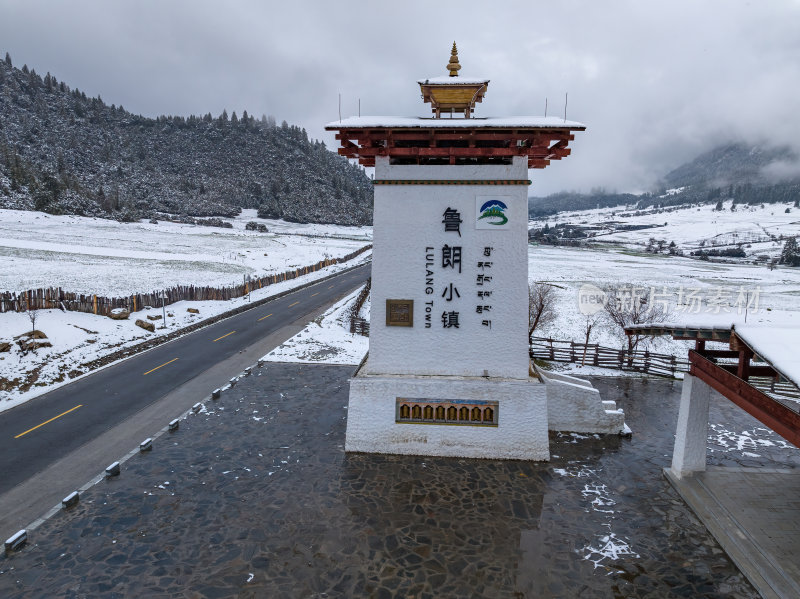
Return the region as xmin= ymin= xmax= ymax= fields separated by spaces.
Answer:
xmin=1 ymin=364 xmax=799 ymax=598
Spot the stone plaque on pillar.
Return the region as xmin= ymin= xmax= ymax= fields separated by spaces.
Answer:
xmin=386 ymin=299 xmax=413 ymax=327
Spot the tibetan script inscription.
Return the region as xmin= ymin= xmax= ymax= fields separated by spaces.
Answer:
xmin=386 ymin=299 xmax=414 ymax=327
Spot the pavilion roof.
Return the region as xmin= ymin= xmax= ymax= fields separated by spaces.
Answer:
xmin=734 ymin=325 xmax=800 ymax=389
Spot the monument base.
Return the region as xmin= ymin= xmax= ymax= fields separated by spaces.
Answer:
xmin=346 ymin=368 xmax=549 ymax=461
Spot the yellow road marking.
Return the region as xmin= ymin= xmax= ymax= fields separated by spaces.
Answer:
xmin=213 ymin=331 xmax=236 ymax=342
xmin=311 ymin=292 xmax=319 ymax=297
xmin=15 ymin=405 xmax=83 ymax=439
xmin=288 ymin=301 xmax=299 ymax=307
xmin=143 ymin=358 xmax=179 ymax=375
xmin=257 ymin=313 xmax=272 ymax=322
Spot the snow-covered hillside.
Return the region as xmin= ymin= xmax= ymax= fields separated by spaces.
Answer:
xmin=0 ymin=57 xmax=373 ymax=225
xmin=533 ymin=200 xmax=800 ymax=261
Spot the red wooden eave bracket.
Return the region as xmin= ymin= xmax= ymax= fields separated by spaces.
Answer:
xmin=689 ymin=350 xmax=800 ymax=447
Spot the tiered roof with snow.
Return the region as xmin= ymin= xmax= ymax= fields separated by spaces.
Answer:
xmin=326 ymin=42 xmax=585 ymax=168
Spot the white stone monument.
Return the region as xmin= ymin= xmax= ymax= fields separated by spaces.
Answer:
xmin=327 ymin=44 xmax=588 ymax=460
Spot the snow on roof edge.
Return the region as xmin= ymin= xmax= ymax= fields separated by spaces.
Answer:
xmin=325 ymin=115 xmax=586 ymax=130
xmin=417 ymin=76 xmax=490 ymax=85
xmin=627 ymin=322 xmax=800 ymax=389
xmin=734 ymin=325 xmax=800 ymax=389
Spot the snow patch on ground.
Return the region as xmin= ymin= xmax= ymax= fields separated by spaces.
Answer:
xmin=583 ymin=533 xmax=640 ymax=569
xmin=552 ymin=454 xmax=638 ymax=569
xmin=261 ymin=285 xmax=369 ymax=365
xmin=559 ymin=460 xmax=638 ymax=569
xmin=707 ymin=424 xmax=795 ymax=453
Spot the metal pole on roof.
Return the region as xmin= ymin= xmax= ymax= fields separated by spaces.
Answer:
xmin=338 ymin=93 xmax=341 ymax=122
xmin=564 ymin=92 xmax=568 ymax=122
xmin=544 ymin=97 xmax=548 ymax=117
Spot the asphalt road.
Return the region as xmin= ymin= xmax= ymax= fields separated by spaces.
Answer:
xmin=0 ymin=263 xmax=370 ymax=497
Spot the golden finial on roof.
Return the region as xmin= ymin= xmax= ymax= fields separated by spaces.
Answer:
xmin=446 ymin=41 xmax=461 ymax=77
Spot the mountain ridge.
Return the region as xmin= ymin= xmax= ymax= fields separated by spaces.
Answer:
xmin=530 ymin=142 xmax=800 ymax=218
xmin=0 ymin=53 xmax=373 ymax=225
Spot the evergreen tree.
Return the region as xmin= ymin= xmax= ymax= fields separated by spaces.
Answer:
xmin=781 ymin=237 xmax=800 ymax=267
xmin=4 ymin=52 xmax=11 ymax=66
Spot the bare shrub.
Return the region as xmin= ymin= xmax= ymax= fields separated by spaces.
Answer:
xmin=528 ymin=282 xmax=557 ymax=344
xmin=602 ymin=284 xmax=668 ymax=354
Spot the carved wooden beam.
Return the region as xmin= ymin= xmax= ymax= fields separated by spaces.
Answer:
xmin=689 ymin=350 xmax=800 ymax=447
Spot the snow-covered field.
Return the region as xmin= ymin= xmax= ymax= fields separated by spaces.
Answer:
xmin=535 ymin=200 xmax=800 ymax=259
xmin=528 ymin=243 xmax=800 ymax=375
xmin=0 ymin=208 xmax=372 ymax=411
xmin=529 ymin=199 xmax=800 ymax=366
xmin=0 ymin=208 xmax=372 ymax=296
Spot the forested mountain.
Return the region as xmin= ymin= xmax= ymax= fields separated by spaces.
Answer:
xmin=662 ymin=143 xmax=797 ymax=189
xmin=530 ymin=142 xmax=800 ymax=218
xmin=0 ymin=53 xmax=373 ymax=225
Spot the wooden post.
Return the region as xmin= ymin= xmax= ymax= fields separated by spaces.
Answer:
xmin=737 ymin=348 xmax=753 ymax=381
xmin=581 ymin=327 xmax=591 ymax=366
xmin=93 ymin=295 xmax=97 ymax=315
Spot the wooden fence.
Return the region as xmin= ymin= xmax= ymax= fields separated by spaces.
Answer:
xmin=350 ymin=318 xmax=370 ymax=336
xmin=348 ymin=277 xmax=371 ymax=336
xmin=530 ymin=336 xmax=688 ymax=378
xmin=530 ymin=336 xmax=800 ymax=401
xmin=0 ymin=245 xmax=372 ymax=317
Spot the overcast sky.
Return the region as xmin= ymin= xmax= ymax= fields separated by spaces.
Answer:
xmin=2 ymin=0 xmax=799 ymax=195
